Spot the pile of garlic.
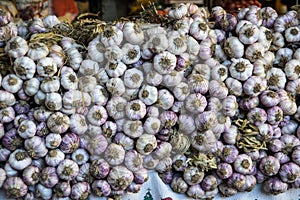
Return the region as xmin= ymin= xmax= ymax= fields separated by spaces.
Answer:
xmin=2 ymin=3 xmax=300 ymax=200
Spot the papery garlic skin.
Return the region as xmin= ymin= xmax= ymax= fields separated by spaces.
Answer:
xmin=22 ymin=165 xmax=39 ymax=186
xmin=101 ymin=26 xmax=123 ymax=47
xmin=123 ymin=22 xmax=144 ymax=45
xmin=40 ymin=76 xmax=60 ymax=93
xmin=224 ymin=37 xmax=244 ymax=58
xmin=121 ymin=43 xmax=141 ymax=64
xmin=229 ymin=58 xmax=253 ymax=81
xmin=4 ymin=177 xmax=28 ymax=198
xmin=5 ymin=36 xmax=28 ymax=58
xmin=27 ymin=42 xmax=49 ymax=60
xmin=147 ymin=32 xmax=168 ymax=53
xmin=171 ymin=177 xmax=188 ymax=194
xmin=124 ymin=150 xmax=144 ymax=172
xmin=70 ymin=182 xmax=91 ymax=200
xmin=8 ymin=149 xmax=32 ymax=171
xmin=89 ymin=159 xmax=110 ymax=179
xmin=279 ymin=162 xmax=300 ymax=183
xmin=57 ymin=159 xmax=79 ymax=181
xmin=71 ymin=148 xmax=89 ymax=165
xmin=183 ymin=166 xmax=204 ymax=185
xmin=107 ymin=166 xmax=134 ymax=191
xmin=66 ymin=47 xmax=83 ymax=70
xmin=104 ymin=143 xmax=125 ymax=166
xmin=45 ymin=133 xmax=62 ymax=149
xmin=106 ymin=77 xmax=126 ymax=96
xmin=37 ymin=57 xmax=57 ymax=77
xmin=2 ymin=74 xmax=23 ymax=94
xmin=185 ymin=93 xmax=207 ymax=114
xmin=105 ymin=61 xmax=127 ymax=78
xmin=239 ymin=23 xmax=260 ymax=45
xmin=45 ymin=149 xmax=65 ymax=167
xmin=259 ymin=156 xmax=280 ymax=176
xmin=153 ymin=51 xmax=177 ymax=75
xmin=13 ymin=56 xmax=36 ymax=80
xmin=24 ymin=78 xmax=40 ymax=97
xmin=24 ymin=136 xmax=48 ymax=159
xmin=47 ymin=112 xmax=70 ymax=134
xmin=189 ymin=20 xmax=209 ymax=41
xmin=136 ymin=134 xmax=157 ymax=155
xmin=167 ymin=31 xmax=187 ymax=55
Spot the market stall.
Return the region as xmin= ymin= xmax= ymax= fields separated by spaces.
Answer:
xmin=1 ymin=1 xmax=300 ymax=200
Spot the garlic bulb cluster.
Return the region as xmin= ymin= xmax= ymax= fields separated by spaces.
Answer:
xmin=3 ymin=2 xmax=300 ymax=200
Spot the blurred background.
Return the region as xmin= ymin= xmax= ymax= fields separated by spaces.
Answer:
xmin=0 ymin=0 xmax=298 ymax=21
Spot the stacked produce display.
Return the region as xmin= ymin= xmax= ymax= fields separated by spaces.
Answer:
xmin=1 ymin=2 xmax=300 ymax=199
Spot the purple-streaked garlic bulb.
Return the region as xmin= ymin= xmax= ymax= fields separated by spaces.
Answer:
xmin=4 ymin=177 xmax=28 ymax=198
xmin=57 ymin=159 xmax=79 ymax=181
xmin=259 ymin=156 xmax=280 ymax=176
xmin=221 ymin=145 xmax=239 ymax=163
xmin=201 ymin=174 xmax=218 ymax=191
xmin=24 ymin=136 xmax=48 ymax=159
xmin=279 ymin=162 xmax=300 ymax=183
xmin=80 ymin=126 xmax=108 ymax=155
xmin=274 ymin=152 xmax=290 ymax=164
xmin=113 ymin=132 xmax=134 ymax=151
xmin=228 ymin=172 xmax=246 ymax=191
xmin=268 ymin=139 xmax=282 ymax=153
xmin=71 ymin=148 xmax=89 ymax=165
xmin=107 ymin=166 xmax=134 ymax=191
xmin=171 ymin=176 xmax=188 ymax=194
xmin=104 ymin=143 xmax=125 ymax=166
xmin=92 ymin=180 xmax=111 ymax=197
xmin=22 ymin=165 xmax=40 ymax=186
xmin=0 ymin=146 xmax=10 ymax=162
xmin=40 ymin=166 xmax=59 ymax=188
xmin=136 ymin=134 xmax=157 ymax=155
xmin=45 ymin=149 xmax=65 ymax=167
xmin=8 ymin=149 xmax=32 ymax=171
xmin=71 ymin=182 xmax=91 ymax=200
xmin=217 ymin=163 xmax=233 ymax=179
xmin=190 ymin=129 xmax=217 ymax=153
xmin=53 ymin=181 xmax=71 ymax=198
xmin=47 ymin=112 xmax=70 ymax=134
xmin=134 ymin=168 xmax=149 ymax=184
xmin=76 ymin=163 xmax=93 ymax=183
xmin=183 ymin=166 xmax=204 ymax=186
xmin=60 ymin=132 xmax=80 ymax=154
xmin=263 ymin=177 xmax=288 ymax=195
xmin=218 ymin=182 xmax=237 ymax=197
xmin=124 ymin=150 xmax=144 ymax=172
xmin=126 ymin=182 xmax=142 ymax=193
xmin=2 ymin=128 xmax=22 ymax=151
xmin=90 ymin=159 xmax=110 ymax=179
xmin=280 ymin=134 xmax=300 ymax=154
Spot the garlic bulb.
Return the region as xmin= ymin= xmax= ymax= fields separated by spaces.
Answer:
xmin=107 ymin=166 xmax=134 ymax=191
xmin=100 ymin=26 xmax=123 ymax=47
xmin=5 ymin=36 xmax=28 ymax=58
xmin=229 ymin=58 xmax=253 ymax=81
xmin=136 ymin=134 xmax=157 ymax=155
xmin=123 ymin=22 xmax=144 ymax=45
xmin=57 ymin=159 xmax=79 ymax=181
xmin=13 ymin=57 xmax=36 ymax=80
xmin=153 ymin=51 xmax=177 ymax=75
xmin=121 ymin=43 xmax=141 ymax=64
xmin=104 ymin=143 xmax=125 ymax=166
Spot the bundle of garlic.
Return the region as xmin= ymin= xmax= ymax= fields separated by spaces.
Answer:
xmin=2 ymin=2 xmax=300 ymax=200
